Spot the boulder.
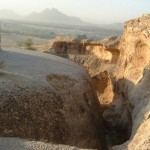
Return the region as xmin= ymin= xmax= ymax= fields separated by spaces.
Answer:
xmin=0 ymin=49 xmax=105 ymax=149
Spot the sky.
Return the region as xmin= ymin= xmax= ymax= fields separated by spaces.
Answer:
xmin=0 ymin=0 xmax=150 ymax=24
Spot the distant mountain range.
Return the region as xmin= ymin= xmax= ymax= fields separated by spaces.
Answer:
xmin=25 ymin=8 xmax=83 ymax=25
xmin=0 ymin=8 xmax=84 ymax=25
xmin=0 ymin=8 xmax=123 ymax=30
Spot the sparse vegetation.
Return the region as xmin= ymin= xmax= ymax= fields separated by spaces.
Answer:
xmin=25 ymin=38 xmax=36 ymax=50
xmin=0 ymin=20 xmax=122 ymax=48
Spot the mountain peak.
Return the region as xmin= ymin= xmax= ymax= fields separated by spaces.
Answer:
xmin=26 ymin=8 xmax=84 ymax=25
xmin=41 ymin=8 xmax=60 ymax=14
xmin=51 ymin=8 xmax=59 ymax=12
xmin=41 ymin=8 xmax=51 ymax=13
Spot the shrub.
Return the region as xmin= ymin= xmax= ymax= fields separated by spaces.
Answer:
xmin=25 ymin=38 xmax=36 ymax=51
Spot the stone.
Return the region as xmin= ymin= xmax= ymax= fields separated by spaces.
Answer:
xmin=0 ymin=49 xmax=105 ymax=149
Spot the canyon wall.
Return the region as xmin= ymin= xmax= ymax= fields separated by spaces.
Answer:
xmin=56 ymin=14 xmax=150 ymax=149
xmin=85 ymin=15 xmax=150 ymax=150
xmin=111 ymin=14 xmax=150 ymax=150
xmin=49 ymin=36 xmax=120 ymax=64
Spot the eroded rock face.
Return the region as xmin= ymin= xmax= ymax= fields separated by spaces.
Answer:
xmin=0 ymin=49 xmax=105 ymax=149
xmin=116 ymin=14 xmax=150 ymax=83
xmin=47 ymin=36 xmax=87 ymax=55
xmin=69 ymin=55 xmax=116 ymax=106
xmin=111 ymin=69 xmax=150 ymax=150
xmin=69 ymin=54 xmax=131 ymax=147
xmin=111 ymin=14 xmax=150 ymax=150
xmin=70 ymin=14 xmax=150 ymax=149
xmin=48 ymin=36 xmax=120 ymax=64
xmin=52 ymin=41 xmax=85 ymax=54
xmin=92 ymin=71 xmax=114 ymax=105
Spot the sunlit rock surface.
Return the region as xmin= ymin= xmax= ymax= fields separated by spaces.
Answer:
xmin=59 ymin=14 xmax=150 ymax=149
xmin=111 ymin=14 xmax=150 ymax=150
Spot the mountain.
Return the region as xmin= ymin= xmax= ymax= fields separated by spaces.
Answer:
xmin=0 ymin=8 xmax=123 ymax=30
xmin=25 ymin=8 xmax=84 ymax=25
xmin=0 ymin=9 xmax=21 ymax=20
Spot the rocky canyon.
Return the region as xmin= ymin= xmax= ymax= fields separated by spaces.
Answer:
xmin=47 ymin=14 xmax=150 ymax=150
xmin=0 ymin=14 xmax=150 ymax=150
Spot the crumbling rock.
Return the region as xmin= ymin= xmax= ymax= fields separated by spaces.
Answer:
xmin=69 ymin=14 xmax=150 ymax=150
xmin=106 ymin=14 xmax=150 ymax=149
xmin=51 ymin=40 xmax=85 ymax=55
xmin=91 ymin=71 xmax=114 ymax=106
xmin=116 ymin=14 xmax=150 ymax=83
xmin=48 ymin=35 xmax=120 ymax=64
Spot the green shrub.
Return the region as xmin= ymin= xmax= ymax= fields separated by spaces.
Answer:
xmin=25 ymin=38 xmax=36 ymax=51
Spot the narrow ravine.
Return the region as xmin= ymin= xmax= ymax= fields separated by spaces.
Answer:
xmin=48 ymin=14 xmax=150 ymax=150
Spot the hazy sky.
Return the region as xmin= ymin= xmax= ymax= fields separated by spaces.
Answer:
xmin=0 ymin=0 xmax=150 ymax=24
